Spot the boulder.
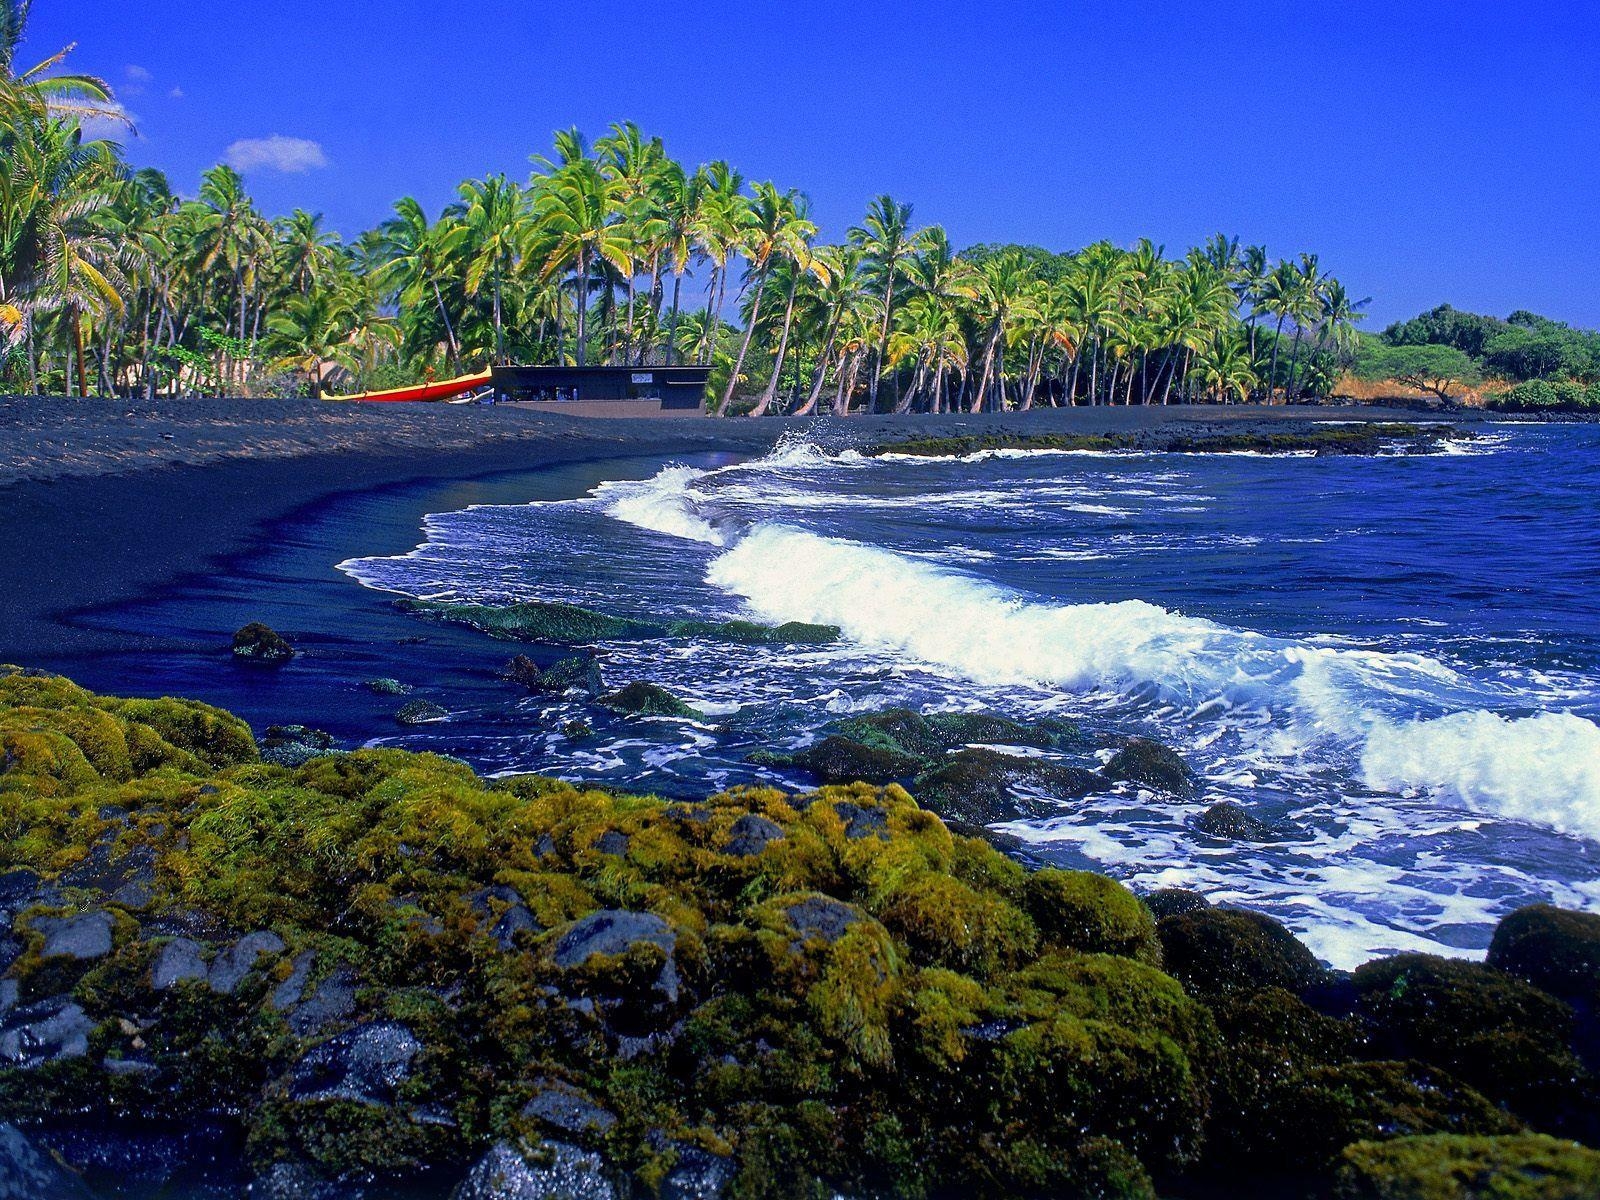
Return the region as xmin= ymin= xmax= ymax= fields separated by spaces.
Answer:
xmin=789 ymin=736 xmax=923 ymax=785
xmin=209 ymin=931 xmax=286 ymax=994
xmin=232 ymin=622 xmax=293 ymax=665
xmin=454 ymin=1140 xmax=618 ymax=1200
xmin=1158 ymin=907 xmax=1326 ymax=998
xmin=362 ymin=678 xmax=412 ymax=696
xmin=34 ymin=911 xmax=114 ymax=961
xmin=724 ymin=814 xmax=785 ymax=857
xmin=597 ymin=683 xmax=704 ymax=720
xmin=0 ymin=995 xmax=93 ymax=1067
xmin=660 ymin=1145 xmax=734 ymax=1200
xmin=0 ymin=1122 xmax=93 ymax=1199
xmin=505 ymin=654 xmax=605 ymax=697
xmin=151 ymin=937 xmax=208 ymax=990
xmin=1102 ymin=738 xmax=1197 ymax=797
xmin=912 ymin=748 xmax=1109 ymax=825
xmin=554 ymin=911 xmax=676 ymax=969
xmin=259 ymin=726 xmax=338 ymax=768
xmin=288 ymin=1021 xmax=421 ymax=1106
xmin=1194 ymin=802 xmax=1291 ymax=842
xmin=520 ymin=1079 xmax=617 ymax=1136
xmin=1487 ymin=904 xmax=1600 ymax=1006
xmin=394 ymin=700 xmax=449 ymax=726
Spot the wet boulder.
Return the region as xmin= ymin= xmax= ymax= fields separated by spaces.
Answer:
xmin=1102 ymin=737 xmax=1197 ymax=797
xmin=0 ymin=995 xmax=93 ymax=1067
xmin=1158 ymin=907 xmax=1326 ymax=998
xmin=660 ymin=1144 xmax=735 ymax=1200
xmin=150 ymin=936 xmax=207 ymax=990
xmin=789 ymin=736 xmax=923 ymax=785
xmin=455 ymin=1139 xmax=619 ymax=1200
xmin=597 ymin=683 xmax=704 ymax=720
xmin=399 ymin=597 xmax=654 ymax=643
xmin=1143 ymin=888 xmax=1211 ymax=920
xmin=1193 ymin=801 xmax=1291 ymax=842
xmin=1335 ymin=1132 xmax=1600 ymax=1200
xmin=283 ymin=967 xmax=359 ymax=1038
xmin=0 ymin=1122 xmax=92 ymax=1199
xmin=288 ymin=1021 xmax=421 ymax=1106
xmin=232 ymin=622 xmax=294 ymax=665
xmin=260 ymin=725 xmax=338 ymax=768
xmin=362 ymin=677 xmax=411 ymax=696
xmin=553 ymin=910 xmax=681 ymax=1009
xmin=394 ymin=699 xmax=448 ymax=726
xmin=33 ymin=910 xmax=113 ymax=960
xmin=208 ymin=931 xmax=286 ymax=994
xmin=504 ymin=653 xmax=605 ymax=697
xmin=1487 ymin=903 xmax=1600 ymax=1008
xmin=521 ymin=1079 xmax=617 ymax=1137
xmin=1026 ymin=869 xmax=1161 ymax=964
xmin=912 ymin=748 xmax=1109 ymax=825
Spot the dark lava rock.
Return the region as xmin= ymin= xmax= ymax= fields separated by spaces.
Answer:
xmin=250 ymin=1160 xmax=373 ymax=1199
xmin=1194 ymin=802 xmax=1290 ymax=842
xmin=661 ymin=1144 xmax=735 ymax=1200
xmin=724 ymin=814 xmax=785 ymax=857
xmin=506 ymin=654 xmax=605 ymax=697
xmin=912 ymin=748 xmax=1110 ymax=825
xmin=784 ymin=896 xmax=861 ymax=945
xmin=597 ymin=683 xmax=704 ymax=720
xmin=594 ymin=831 xmax=630 ymax=858
xmin=0 ymin=995 xmax=93 ymax=1067
xmin=272 ymin=951 xmax=315 ymax=1009
xmin=208 ymin=931 xmax=285 ymax=994
xmin=362 ymin=678 xmax=412 ymax=696
xmin=394 ymin=699 xmax=448 ymax=726
xmin=232 ymin=622 xmax=293 ymax=665
xmin=455 ymin=1139 xmax=618 ymax=1200
xmin=0 ymin=869 xmax=40 ymax=915
xmin=399 ymin=597 xmax=653 ymax=643
xmin=1102 ymin=738 xmax=1197 ymax=797
xmin=554 ymin=911 xmax=677 ymax=968
xmin=260 ymin=725 xmax=338 ymax=768
xmin=521 ymin=1079 xmax=617 ymax=1136
xmin=789 ymin=736 xmax=924 ymax=785
xmin=284 ymin=967 xmax=358 ymax=1038
xmin=288 ymin=1021 xmax=421 ymax=1106
xmin=151 ymin=937 xmax=208 ymax=990
xmin=1159 ymin=908 xmax=1326 ymax=998
xmin=833 ymin=802 xmax=889 ymax=841
xmin=1487 ymin=903 xmax=1600 ymax=1006
xmin=34 ymin=910 xmax=113 ymax=960
xmin=470 ymin=887 xmax=541 ymax=950
xmin=562 ymin=720 xmax=593 ymax=741
xmin=1144 ymin=888 xmax=1212 ymax=920
xmin=669 ymin=619 xmax=838 ymax=646
xmin=0 ymin=1121 xmax=92 ymax=1199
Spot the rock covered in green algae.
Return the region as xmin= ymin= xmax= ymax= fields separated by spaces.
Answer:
xmin=505 ymin=653 xmax=605 ymax=697
xmin=400 ymin=598 xmax=838 ymax=649
xmin=362 ymin=677 xmax=412 ymax=696
xmin=3 ymin=669 xmax=1599 ymax=1199
xmin=1488 ymin=903 xmax=1600 ymax=1008
xmin=394 ymin=699 xmax=449 ymax=726
xmin=1334 ymin=1133 xmax=1600 ymax=1200
xmin=911 ymin=746 xmax=1109 ymax=824
xmin=1102 ymin=736 xmax=1198 ymax=797
xmin=231 ymin=622 xmax=294 ymax=665
xmin=596 ymin=682 xmax=705 ymax=719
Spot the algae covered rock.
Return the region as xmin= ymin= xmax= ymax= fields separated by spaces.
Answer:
xmin=912 ymin=747 xmax=1109 ymax=824
xmin=505 ymin=653 xmax=605 ymax=697
xmin=597 ymin=682 xmax=705 ymax=720
xmin=399 ymin=597 xmax=654 ymax=643
xmin=1194 ymin=801 xmax=1291 ymax=841
xmin=1158 ymin=907 xmax=1326 ymax=998
xmin=362 ymin=677 xmax=412 ymax=696
xmin=456 ymin=1139 xmax=619 ymax=1200
xmin=1026 ymin=869 xmax=1161 ymax=964
xmin=394 ymin=699 xmax=449 ymax=726
xmin=1488 ymin=903 xmax=1600 ymax=1007
xmin=1103 ymin=737 xmax=1197 ymax=797
xmin=231 ymin=621 xmax=293 ymax=665
xmin=1334 ymin=1133 xmax=1600 ymax=1200
xmin=789 ymin=734 xmax=924 ymax=785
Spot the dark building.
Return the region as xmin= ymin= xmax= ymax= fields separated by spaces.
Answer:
xmin=490 ymin=365 xmax=710 ymax=413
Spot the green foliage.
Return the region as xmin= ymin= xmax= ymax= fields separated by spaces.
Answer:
xmin=1488 ymin=379 xmax=1600 ymax=412
xmin=1353 ymin=342 xmax=1481 ymax=398
xmin=1335 ymin=1134 xmax=1600 ymax=1200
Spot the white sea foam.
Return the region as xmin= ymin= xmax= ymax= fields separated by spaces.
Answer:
xmin=596 ymin=466 xmax=727 ymax=546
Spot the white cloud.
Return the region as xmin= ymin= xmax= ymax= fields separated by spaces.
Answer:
xmin=223 ymin=134 xmax=329 ymax=175
xmin=168 ymin=86 xmax=184 ymax=100
xmin=79 ymin=102 xmax=137 ymax=142
xmin=122 ymin=64 xmax=153 ymax=95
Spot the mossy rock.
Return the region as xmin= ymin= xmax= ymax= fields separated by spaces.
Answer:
xmin=828 ymin=707 xmax=1081 ymax=768
xmin=399 ymin=597 xmax=657 ymax=642
xmin=1026 ymin=869 xmax=1161 ymax=965
xmin=362 ymin=678 xmax=412 ymax=696
xmin=505 ymin=653 xmax=605 ymax=697
xmin=597 ymin=682 xmax=705 ymax=720
xmin=912 ymin=748 xmax=1109 ymax=825
xmin=1158 ymin=907 xmax=1326 ymax=998
xmin=98 ymin=696 xmax=257 ymax=769
xmin=664 ymin=618 xmax=840 ymax=645
xmin=790 ymin=735 xmax=925 ymax=785
xmin=232 ymin=622 xmax=294 ymax=665
xmin=393 ymin=699 xmax=449 ymax=726
xmin=1335 ymin=1133 xmax=1600 ymax=1200
xmin=1102 ymin=737 xmax=1197 ymax=797
xmin=1487 ymin=904 xmax=1600 ymax=1008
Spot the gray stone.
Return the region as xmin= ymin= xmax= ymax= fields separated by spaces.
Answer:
xmin=395 ymin=700 xmax=448 ymax=726
xmin=521 ymin=1080 xmax=617 ymax=1136
xmin=34 ymin=911 xmax=113 ymax=961
xmin=833 ymin=803 xmax=888 ymax=841
xmin=248 ymin=1161 xmax=370 ymax=1199
xmin=785 ymin=896 xmax=860 ymax=945
xmin=469 ymin=887 xmax=541 ymax=950
xmin=289 ymin=1021 xmax=420 ymax=1105
xmin=0 ymin=1121 xmax=93 ymax=1199
xmin=0 ymin=996 xmax=93 ymax=1068
xmin=208 ymin=931 xmax=286 ymax=994
xmin=594 ymin=831 xmax=629 ymax=858
xmin=287 ymin=967 xmax=358 ymax=1037
xmin=151 ymin=937 xmax=208 ymax=990
xmin=272 ymin=951 xmax=316 ymax=1010
xmin=553 ymin=911 xmax=676 ymax=968
xmin=661 ymin=1145 xmax=735 ymax=1200
xmin=454 ymin=1140 xmax=617 ymax=1200
xmin=724 ymin=814 xmax=784 ymax=858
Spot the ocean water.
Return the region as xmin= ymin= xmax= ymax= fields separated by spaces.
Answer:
xmin=339 ymin=423 xmax=1600 ymax=969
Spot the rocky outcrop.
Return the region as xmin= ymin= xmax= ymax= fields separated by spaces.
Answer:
xmin=231 ymin=622 xmax=294 ymax=665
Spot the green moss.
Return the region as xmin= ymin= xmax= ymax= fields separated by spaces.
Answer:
xmin=1157 ymin=907 xmax=1326 ymax=998
xmin=1026 ymin=869 xmax=1161 ymax=965
xmin=97 ymin=695 xmax=257 ymax=769
xmin=598 ymin=682 xmax=706 ymax=720
xmin=1335 ymin=1133 xmax=1600 ymax=1200
xmin=1487 ymin=904 xmax=1600 ymax=1007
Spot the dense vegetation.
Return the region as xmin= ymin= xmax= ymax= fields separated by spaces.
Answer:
xmin=3 ymin=668 xmax=1600 ymax=1199
xmin=0 ymin=4 xmax=1365 ymax=412
xmin=1351 ymin=303 xmax=1600 ymax=410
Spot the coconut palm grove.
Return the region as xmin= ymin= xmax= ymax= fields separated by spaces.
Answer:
xmin=5 ymin=4 xmax=1600 ymax=1200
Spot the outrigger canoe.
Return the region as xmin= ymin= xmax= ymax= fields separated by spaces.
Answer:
xmin=335 ymin=369 xmax=493 ymax=403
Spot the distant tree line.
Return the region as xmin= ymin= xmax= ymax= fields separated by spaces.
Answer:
xmin=1 ymin=5 xmax=1366 ymax=410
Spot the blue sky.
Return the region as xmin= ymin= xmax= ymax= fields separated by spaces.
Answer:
xmin=27 ymin=0 xmax=1600 ymax=327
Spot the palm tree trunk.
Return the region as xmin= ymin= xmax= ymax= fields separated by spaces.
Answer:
xmin=871 ymin=276 xmax=895 ymax=413
xmin=1266 ymin=315 xmax=1286 ymax=404
xmin=575 ymin=249 xmax=590 ymax=368
xmin=718 ymin=264 xmax=768 ymax=415
xmin=432 ymin=280 xmax=462 ymax=372
xmin=750 ymin=271 xmax=799 ymax=418
xmin=71 ymin=310 xmax=88 ymax=398
xmin=666 ymin=272 xmax=684 ymax=366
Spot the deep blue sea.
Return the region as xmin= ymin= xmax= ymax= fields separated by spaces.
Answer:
xmin=330 ymin=423 xmax=1600 ymax=969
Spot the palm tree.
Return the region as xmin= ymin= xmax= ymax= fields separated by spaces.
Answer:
xmin=276 ymin=209 xmax=341 ymax=297
xmin=456 ymin=175 xmax=527 ymax=363
xmin=0 ymin=1 xmax=119 ymax=125
xmin=534 ymin=160 xmax=630 ymax=368
xmin=1194 ymin=328 xmax=1257 ymax=403
xmin=378 ymin=196 xmax=465 ymax=372
xmin=689 ymin=161 xmax=748 ymax=366
xmin=717 ymin=183 xmax=815 ymax=415
xmin=849 ymin=194 xmax=924 ymax=412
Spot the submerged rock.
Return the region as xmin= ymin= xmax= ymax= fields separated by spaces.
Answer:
xmin=232 ymin=622 xmax=293 ymax=665
xmin=597 ymin=683 xmax=704 ymax=720
xmin=789 ymin=735 xmax=924 ymax=785
xmin=912 ymin=747 xmax=1109 ymax=825
xmin=260 ymin=725 xmax=338 ymax=768
xmin=399 ymin=598 xmax=650 ymax=643
xmin=394 ymin=699 xmax=448 ymax=726
xmin=505 ymin=653 xmax=605 ymax=697
xmin=362 ymin=677 xmax=412 ymax=696
xmin=1102 ymin=738 xmax=1197 ymax=797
